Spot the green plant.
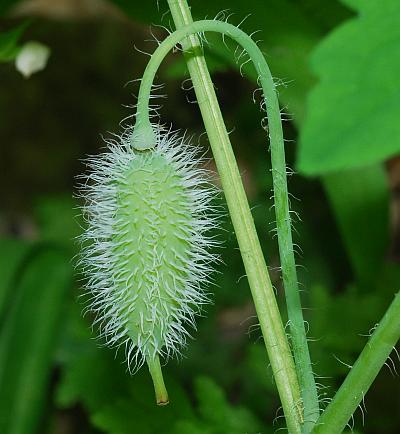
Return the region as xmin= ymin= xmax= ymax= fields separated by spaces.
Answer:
xmin=78 ymin=1 xmax=400 ymax=433
xmin=1 ymin=1 xmax=399 ymax=434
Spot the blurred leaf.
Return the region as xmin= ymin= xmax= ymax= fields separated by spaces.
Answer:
xmin=0 ymin=248 xmax=71 ymax=434
xmin=293 ymin=0 xmax=353 ymax=31
xmin=55 ymin=286 xmax=131 ymax=411
xmin=194 ymin=0 xmax=350 ymax=124
xmin=164 ymin=48 xmax=229 ymax=79
xmin=0 ymin=238 xmax=32 ymax=316
xmin=190 ymin=376 xmax=263 ymax=434
xmin=109 ymin=0 xmax=350 ymax=124
xmin=108 ymin=0 xmax=160 ymax=24
xmin=33 ymin=195 xmax=81 ymax=251
xmin=56 ymin=338 xmax=128 ymax=412
xmin=323 ymin=165 xmax=389 ymax=285
xmin=0 ymin=22 xmax=29 ymax=62
xmin=298 ymin=0 xmax=400 ymax=174
xmin=0 ymin=0 xmax=23 ymax=15
xmin=56 ymin=303 xmax=194 ymax=431
xmin=92 ymin=374 xmax=194 ymax=434
xmin=92 ymin=374 xmax=263 ymax=434
xmin=309 ymin=284 xmax=382 ymax=379
xmin=244 ymin=344 xmax=275 ymax=393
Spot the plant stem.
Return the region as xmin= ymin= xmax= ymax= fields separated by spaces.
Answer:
xmin=311 ymin=292 xmax=400 ymax=434
xmin=133 ymin=12 xmax=319 ymax=430
xmin=133 ymin=11 xmax=307 ymax=433
xmin=147 ymin=355 xmax=169 ymax=405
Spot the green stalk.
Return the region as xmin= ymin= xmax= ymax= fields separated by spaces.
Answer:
xmin=160 ymin=5 xmax=319 ymax=430
xmin=312 ymin=292 xmax=400 ymax=434
xmin=132 ymin=17 xmax=307 ymax=434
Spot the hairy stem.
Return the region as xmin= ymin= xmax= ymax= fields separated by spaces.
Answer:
xmin=163 ymin=17 xmax=302 ymax=432
xmin=133 ymin=12 xmax=319 ymax=431
xmin=312 ymin=292 xmax=400 ymax=434
xmin=153 ymin=6 xmax=319 ymax=429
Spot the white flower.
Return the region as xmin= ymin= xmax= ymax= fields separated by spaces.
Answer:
xmin=15 ymin=41 xmax=50 ymax=78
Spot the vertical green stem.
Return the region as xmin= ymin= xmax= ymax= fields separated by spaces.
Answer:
xmin=165 ymin=7 xmax=319 ymax=429
xmin=312 ymin=292 xmax=400 ymax=433
xmin=132 ymin=9 xmax=400 ymax=432
xmin=133 ymin=11 xmax=319 ymax=430
xmin=146 ymin=5 xmax=302 ymax=431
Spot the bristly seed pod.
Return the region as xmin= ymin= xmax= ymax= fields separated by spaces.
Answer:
xmin=78 ymin=125 xmax=218 ymax=404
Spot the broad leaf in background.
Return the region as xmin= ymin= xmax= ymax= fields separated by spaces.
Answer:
xmin=298 ymin=0 xmax=400 ymax=175
xmin=323 ymin=165 xmax=389 ymax=285
xmin=0 ymin=248 xmax=71 ymax=434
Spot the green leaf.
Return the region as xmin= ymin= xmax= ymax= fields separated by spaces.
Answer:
xmin=92 ymin=374 xmax=194 ymax=434
xmin=298 ymin=0 xmax=400 ymax=175
xmin=33 ymin=195 xmax=81 ymax=251
xmin=191 ymin=376 xmax=263 ymax=434
xmin=309 ymin=284 xmax=385 ymax=379
xmin=0 ymin=22 xmax=29 ymax=62
xmin=56 ymin=337 xmax=128 ymax=412
xmin=92 ymin=374 xmax=263 ymax=434
xmin=0 ymin=238 xmax=32 ymax=317
xmin=0 ymin=248 xmax=71 ymax=434
xmin=323 ymin=164 xmax=389 ymax=285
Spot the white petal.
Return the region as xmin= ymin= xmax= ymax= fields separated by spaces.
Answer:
xmin=15 ymin=41 xmax=50 ymax=78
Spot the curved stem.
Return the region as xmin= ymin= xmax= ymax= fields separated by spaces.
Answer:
xmin=311 ymin=292 xmax=400 ymax=434
xmin=133 ymin=17 xmax=318 ymax=432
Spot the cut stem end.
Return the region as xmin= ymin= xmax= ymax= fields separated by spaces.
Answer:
xmin=147 ymin=355 xmax=169 ymax=406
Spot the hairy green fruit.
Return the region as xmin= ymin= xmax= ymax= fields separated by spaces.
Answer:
xmin=78 ymin=126 xmax=218 ymax=401
xmin=113 ymin=152 xmax=194 ymax=354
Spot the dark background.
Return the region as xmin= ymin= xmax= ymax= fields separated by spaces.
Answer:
xmin=1 ymin=1 xmax=399 ymax=433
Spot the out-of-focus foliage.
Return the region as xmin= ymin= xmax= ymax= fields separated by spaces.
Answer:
xmin=0 ymin=247 xmax=71 ymax=434
xmin=1 ymin=0 xmax=399 ymax=433
xmin=108 ymin=0 xmax=352 ymax=124
xmin=323 ymin=165 xmax=389 ymax=285
xmin=0 ymin=21 xmax=29 ymax=61
xmin=298 ymin=0 xmax=400 ymax=174
xmin=0 ymin=239 xmax=31 ymax=313
xmin=93 ymin=376 xmax=264 ymax=434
